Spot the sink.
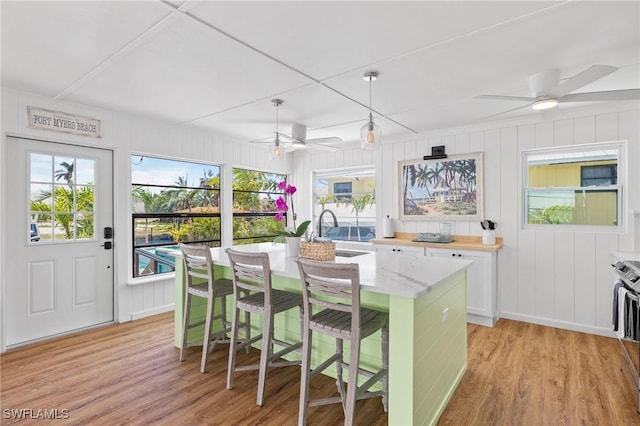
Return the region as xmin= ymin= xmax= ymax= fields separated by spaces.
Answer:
xmin=334 ymin=249 xmax=371 ymax=258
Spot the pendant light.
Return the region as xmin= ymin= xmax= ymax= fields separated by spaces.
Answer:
xmin=269 ymin=98 xmax=285 ymax=160
xmin=360 ymin=71 xmax=381 ymax=150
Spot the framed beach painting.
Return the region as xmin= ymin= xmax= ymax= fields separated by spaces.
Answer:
xmin=399 ymin=152 xmax=483 ymax=221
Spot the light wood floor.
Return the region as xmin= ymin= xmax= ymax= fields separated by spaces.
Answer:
xmin=1 ymin=312 xmax=638 ymax=425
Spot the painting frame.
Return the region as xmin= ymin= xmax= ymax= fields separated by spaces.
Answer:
xmin=399 ymin=152 xmax=483 ymax=221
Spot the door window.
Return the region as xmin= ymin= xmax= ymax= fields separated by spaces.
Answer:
xmin=29 ymin=153 xmax=96 ymax=242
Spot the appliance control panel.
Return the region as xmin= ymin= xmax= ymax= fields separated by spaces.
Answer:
xmin=613 ymin=261 xmax=640 ymax=287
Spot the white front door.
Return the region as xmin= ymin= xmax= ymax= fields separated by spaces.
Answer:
xmin=4 ymin=136 xmax=114 ymax=347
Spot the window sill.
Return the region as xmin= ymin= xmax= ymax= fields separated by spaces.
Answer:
xmin=127 ymin=272 xmax=175 ymax=286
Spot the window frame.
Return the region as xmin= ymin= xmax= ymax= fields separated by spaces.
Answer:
xmin=333 ymin=181 xmax=353 ymax=201
xmin=312 ymin=166 xmax=376 ymax=242
xmin=522 ymin=141 xmax=626 ymax=232
xmin=231 ymin=167 xmax=287 ymax=245
xmin=130 ymin=155 xmax=222 ymax=279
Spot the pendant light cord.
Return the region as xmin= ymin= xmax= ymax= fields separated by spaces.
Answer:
xmin=368 ymin=75 xmax=373 ymax=122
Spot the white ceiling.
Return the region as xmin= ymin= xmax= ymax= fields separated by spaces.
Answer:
xmin=2 ymin=1 xmax=639 ymax=149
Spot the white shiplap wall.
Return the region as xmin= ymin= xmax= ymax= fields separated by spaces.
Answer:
xmin=1 ymin=88 xmax=638 ymax=338
xmin=292 ymin=104 xmax=639 ymax=337
xmin=0 ymin=88 xmax=289 ymax=325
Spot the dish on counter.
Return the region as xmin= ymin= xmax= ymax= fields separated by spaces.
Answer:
xmin=412 ymin=233 xmax=454 ymax=243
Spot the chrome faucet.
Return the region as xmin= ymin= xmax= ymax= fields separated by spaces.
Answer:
xmin=318 ymin=209 xmax=338 ymax=238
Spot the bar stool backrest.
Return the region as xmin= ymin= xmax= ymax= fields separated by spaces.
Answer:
xmin=180 ymin=243 xmax=215 ymax=294
xmin=295 ymin=258 xmax=361 ymax=337
xmin=226 ymin=249 xmax=272 ymax=301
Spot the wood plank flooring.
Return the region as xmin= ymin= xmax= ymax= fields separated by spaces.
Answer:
xmin=439 ymin=319 xmax=640 ymax=426
xmin=1 ymin=312 xmax=638 ymax=425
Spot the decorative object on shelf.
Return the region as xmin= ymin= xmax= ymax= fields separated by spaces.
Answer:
xmin=382 ymin=214 xmax=395 ymax=238
xmin=413 ymin=232 xmax=454 ymax=243
xmin=300 ymin=239 xmax=336 ymax=261
xmin=360 ymin=71 xmax=381 ymax=150
xmin=423 ymin=145 xmax=447 ymax=160
xmin=480 ymin=220 xmax=496 ymax=245
xmin=273 ymin=180 xmax=311 ymax=252
xmin=269 ymin=99 xmax=285 ymax=161
xmin=399 ymin=152 xmax=483 ymax=221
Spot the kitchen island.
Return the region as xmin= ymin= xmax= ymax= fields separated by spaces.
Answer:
xmin=172 ymin=242 xmax=472 ymax=425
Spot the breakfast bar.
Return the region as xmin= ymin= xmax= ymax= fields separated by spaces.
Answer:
xmin=172 ymin=243 xmax=472 ymax=425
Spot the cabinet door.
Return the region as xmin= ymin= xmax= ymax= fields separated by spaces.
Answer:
xmin=427 ymin=248 xmax=493 ymax=319
xmin=375 ymin=245 xmax=425 ymax=255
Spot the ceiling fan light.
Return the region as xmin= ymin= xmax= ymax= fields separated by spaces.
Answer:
xmin=532 ymin=98 xmax=558 ymax=110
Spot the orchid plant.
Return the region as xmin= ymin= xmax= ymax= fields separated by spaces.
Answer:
xmin=273 ymin=180 xmax=310 ymax=243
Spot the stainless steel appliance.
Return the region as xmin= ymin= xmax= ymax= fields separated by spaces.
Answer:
xmin=612 ymin=260 xmax=640 ymax=413
xmin=613 ymin=260 xmax=640 ymax=290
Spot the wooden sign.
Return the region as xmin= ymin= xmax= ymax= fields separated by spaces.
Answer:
xmin=27 ymin=106 xmax=101 ymax=138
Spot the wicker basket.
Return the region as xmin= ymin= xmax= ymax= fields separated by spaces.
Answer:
xmin=299 ymin=241 xmax=336 ymax=261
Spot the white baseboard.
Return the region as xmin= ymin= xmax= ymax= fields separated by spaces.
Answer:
xmin=467 ymin=313 xmax=497 ymax=328
xmin=130 ymin=303 xmax=174 ymax=321
xmin=499 ymin=311 xmax=617 ymax=338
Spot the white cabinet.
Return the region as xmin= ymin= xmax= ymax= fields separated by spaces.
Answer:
xmin=426 ymin=247 xmax=497 ymax=327
xmin=375 ymin=244 xmax=425 ymax=256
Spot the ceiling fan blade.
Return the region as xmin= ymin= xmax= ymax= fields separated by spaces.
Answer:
xmin=548 ymin=65 xmax=618 ymax=98
xmin=476 ymin=102 xmax=534 ymax=122
xmin=475 ymin=94 xmax=536 ymax=102
xmin=308 ymin=137 xmax=343 ymax=145
xmin=248 ymin=138 xmax=272 ymax=144
xmin=308 ymin=143 xmax=339 ymax=152
xmin=560 ymin=88 xmax=640 ymax=102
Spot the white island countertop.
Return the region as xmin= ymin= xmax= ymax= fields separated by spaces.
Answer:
xmin=179 ymin=242 xmax=473 ymax=299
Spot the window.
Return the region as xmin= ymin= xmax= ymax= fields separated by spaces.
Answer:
xmin=581 ymin=164 xmax=617 ymax=186
xmin=131 ymin=156 xmax=221 ymax=278
xmin=29 ymin=153 xmax=95 ymax=242
xmin=313 ymin=166 xmax=376 ymax=242
xmin=333 ymin=182 xmax=352 ymax=200
xmin=524 ymin=142 xmax=624 ymax=228
xmin=232 ymin=168 xmax=286 ymax=245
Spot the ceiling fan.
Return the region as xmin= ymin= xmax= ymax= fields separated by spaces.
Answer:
xmin=280 ymin=123 xmax=341 ymax=151
xmin=476 ymin=65 xmax=640 ymax=115
xmin=249 ymin=99 xmax=341 ymax=153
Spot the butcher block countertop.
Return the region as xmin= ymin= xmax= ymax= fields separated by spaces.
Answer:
xmin=371 ymin=232 xmax=503 ymax=252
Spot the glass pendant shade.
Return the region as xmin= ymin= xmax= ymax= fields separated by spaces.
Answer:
xmin=269 ymin=139 xmax=285 ymax=160
xmin=360 ymin=116 xmax=381 ymax=150
xmin=269 ymin=98 xmax=286 ymax=161
xmin=361 ymin=71 xmax=381 ymax=150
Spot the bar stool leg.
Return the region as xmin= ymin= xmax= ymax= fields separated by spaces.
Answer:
xmin=257 ymin=311 xmax=274 ymax=406
xmin=200 ymin=296 xmax=215 ymax=373
xmin=180 ymin=293 xmax=192 ymax=362
xmin=335 ymin=338 xmax=345 ymax=400
xmin=244 ymin=307 xmax=251 ymax=354
xmin=298 ymin=328 xmax=312 ymax=426
xmin=227 ymin=304 xmax=240 ymax=390
xmin=344 ymin=339 xmax=360 ymax=426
